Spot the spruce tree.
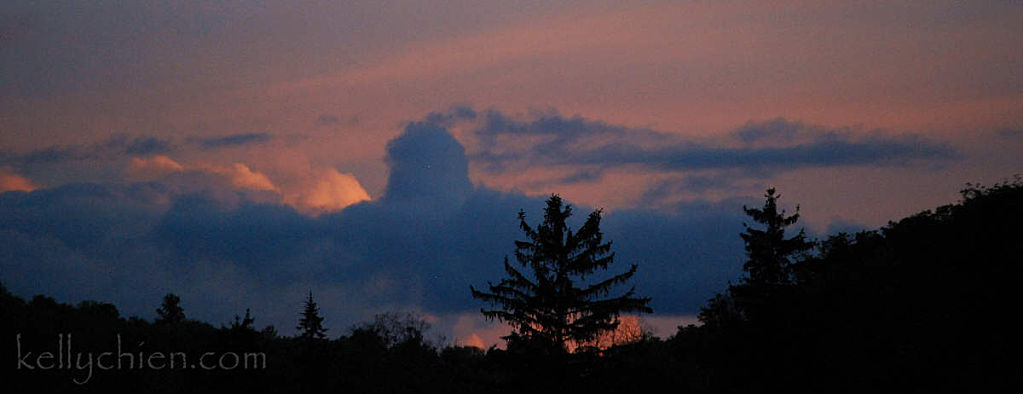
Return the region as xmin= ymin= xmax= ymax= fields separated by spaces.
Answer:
xmin=471 ymin=195 xmax=652 ymax=351
xmin=739 ymin=188 xmax=812 ymax=285
xmin=296 ymin=291 xmax=327 ymax=340
xmin=725 ymin=188 xmax=815 ymax=327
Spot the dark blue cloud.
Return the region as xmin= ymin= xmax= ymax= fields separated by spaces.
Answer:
xmin=638 ymin=174 xmax=748 ymax=205
xmin=0 ymin=135 xmax=180 ymax=191
xmin=572 ymin=134 xmax=958 ymax=170
xmin=115 ymin=135 xmax=175 ymax=155
xmin=604 ymin=198 xmax=753 ymax=313
xmin=472 ymin=108 xmax=666 ymax=155
xmin=733 ymin=118 xmax=799 ymax=143
xmin=0 ymin=134 xmax=177 ymax=168
xmin=383 ymin=122 xmax=472 ymax=204
xmin=552 ymin=168 xmax=605 ymax=185
xmin=16 ymin=145 xmax=87 ymax=165
xmin=0 ymin=182 xmax=168 ymax=251
xmin=424 ymin=105 xmax=477 ymax=128
xmin=151 ymin=195 xmax=328 ymax=282
xmin=464 ymin=110 xmax=959 ymax=178
xmin=0 ymin=122 xmax=771 ymax=336
xmin=194 ymin=132 xmax=273 ymax=149
xmin=996 ymin=128 xmax=1023 ymax=139
xmin=316 ymin=114 xmax=341 ymax=126
xmin=314 ymin=114 xmax=360 ymax=127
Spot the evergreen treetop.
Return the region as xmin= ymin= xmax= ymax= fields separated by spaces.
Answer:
xmin=471 ymin=195 xmax=652 ymax=351
xmin=296 ymin=291 xmax=328 ymax=340
xmin=740 ymin=187 xmax=812 ymax=285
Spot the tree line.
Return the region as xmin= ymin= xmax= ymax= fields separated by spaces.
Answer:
xmin=2 ymin=178 xmax=1019 ymax=392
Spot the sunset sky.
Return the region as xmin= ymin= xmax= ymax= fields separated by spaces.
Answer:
xmin=2 ymin=1 xmax=1020 ymax=347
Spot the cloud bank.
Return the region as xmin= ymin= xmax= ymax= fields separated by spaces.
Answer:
xmin=453 ymin=108 xmax=959 ymax=177
xmin=0 ymin=121 xmax=754 ymax=345
xmin=1 ymin=106 xmax=968 ymax=345
xmin=194 ymin=133 xmax=274 ymax=149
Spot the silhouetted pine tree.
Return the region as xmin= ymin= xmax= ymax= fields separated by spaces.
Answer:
xmin=471 ymin=194 xmax=652 ymax=351
xmin=296 ymin=291 xmax=327 ymax=339
xmin=155 ymin=293 xmax=185 ymax=324
xmin=739 ymin=188 xmax=812 ymax=285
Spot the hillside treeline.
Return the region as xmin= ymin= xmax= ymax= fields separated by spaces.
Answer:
xmin=1 ymin=180 xmax=1019 ymax=393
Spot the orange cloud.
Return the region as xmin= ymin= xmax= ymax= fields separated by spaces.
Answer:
xmin=0 ymin=167 xmax=37 ymax=192
xmin=206 ymin=163 xmax=279 ymax=192
xmin=126 ymin=155 xmax=371 ymax=215
xmin=127 ymin=155 xmax=278 ymax=192
xmin=282 ymin=168 xmax=371 ymax=215
xmin=127 ymin=155 xmax=186 ymax=181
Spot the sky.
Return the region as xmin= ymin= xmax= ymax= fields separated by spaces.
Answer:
xmin=1 ymin=0 xmax=1021 ymax=347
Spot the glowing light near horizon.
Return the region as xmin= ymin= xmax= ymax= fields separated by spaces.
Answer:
xmin=0 ymin=167 xmax=37 ymax=192
xmin=453 ymin=314 xmax=656 ymax=351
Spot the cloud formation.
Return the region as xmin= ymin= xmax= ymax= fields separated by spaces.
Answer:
xmin=127 ymin=155 xmax=186 ymax=179
xmin=459 ymin=109 xmax=959 ymax=176
xmin=0 ymin=167 xmax=37 ymax=192
xmin=127 ymin=155 xmax=277 ymax=192
xmin=127 ymin=155 xmax=370 ymax=214
xmin=413 ymin=107 xmax=966 ymax=210
xmin=383 ymin=122 xmax=472 ymax=204
xmin=205 ymin=163 xmax=279 ymax=192
xmin=2 ymin=0 xmax=1018 ymax=347
xmin=1 ymin=135 xmax=178 ymax=167
xmin=282 ymin=168 xmax=371 ymax=214
xmin=195 ymin=133 xmax=274 ymax=149
xmin=0 ymin=122 xmax=754 ymax=346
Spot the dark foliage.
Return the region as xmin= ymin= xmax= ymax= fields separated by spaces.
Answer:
xmin=471 ymin=194 xmax=652 ymax=351
xmin=687 ymin=179 xmax=1022 ymax=393
xmin=2 ymin=179 xmax=1019 ymax=393
xmin=740 ymin=187 xmax=813 ymax=285
xmin=154 ymin=293 xmax=185 ymax=325
xmin=296 ymin=291 xmax=327 ymax=340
